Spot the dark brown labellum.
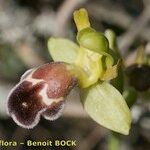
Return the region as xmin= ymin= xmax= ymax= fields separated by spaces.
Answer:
xmin=7 ymin=62 xmax=77 ymax=128
xmin=42 ymin=101 xmax=65 ymax=121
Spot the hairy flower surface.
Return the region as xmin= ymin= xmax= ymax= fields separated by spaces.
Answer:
xmin=7 ymin=62 xmax=77 ymax=128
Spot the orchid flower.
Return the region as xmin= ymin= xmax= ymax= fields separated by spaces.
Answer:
xmin=7 ymin=8 xmax=131 ymax=135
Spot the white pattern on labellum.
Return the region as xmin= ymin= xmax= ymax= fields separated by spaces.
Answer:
xmin=26 ymin=72 xmax=44 ymax=86
xmin=39 ymin=83 xmax=64 ymax=106
xmin=7 ymin=62 xmax=77 ymax=129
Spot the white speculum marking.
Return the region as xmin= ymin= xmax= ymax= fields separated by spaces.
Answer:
xmin=23 ymin=71 xmax=64 ymax=106
xmin=39 ymin=84 xmax=64 ymax=106
xmin=25 ymin=71 xmax=44 ymax=86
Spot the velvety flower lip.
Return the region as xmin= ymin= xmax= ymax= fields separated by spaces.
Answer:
xmin=42 ymin=101 xmax=65 ymax=121
xmin=7 ymin=62 xmax=77 ymax=128
xmin=7 ymin=81 xmax=46 ymax=128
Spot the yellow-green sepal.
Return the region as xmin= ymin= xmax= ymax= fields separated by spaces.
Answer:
xmin=48 ymin=38 xmax=79 ymax=63
xmin=80 ymin=82 xmax=131 ymax=135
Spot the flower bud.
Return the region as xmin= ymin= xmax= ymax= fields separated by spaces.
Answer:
xmin=7 ymin=62 xmax=77 ymax=128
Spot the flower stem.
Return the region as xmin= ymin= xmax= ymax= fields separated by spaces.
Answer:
xmin=108 ymin=133 xmax=121 ymax=150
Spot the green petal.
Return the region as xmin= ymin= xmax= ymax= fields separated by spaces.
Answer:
xmin=104 ymin=52 xmax=114 ymax=67
xmin=48 ymin=38 xmax=79 ymax=63
xmin=101 ymin=60 xmax=121 ymax=81
xmin=80 ymin=82 xmax=131 ymax=135
xmin=105 ymin=29 xmax=120 ymax=57
xmin=105 ymin=29 xmax=118 ymax=53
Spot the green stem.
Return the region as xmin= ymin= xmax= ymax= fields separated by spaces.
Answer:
xmin=108 ymin=133 xmax=121 ymax=150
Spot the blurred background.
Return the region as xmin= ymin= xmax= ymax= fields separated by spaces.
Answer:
xmin=0 ymin=0 xmax=150 ymax=150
